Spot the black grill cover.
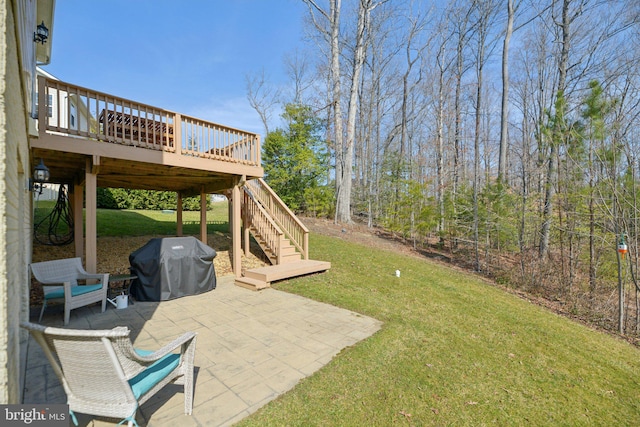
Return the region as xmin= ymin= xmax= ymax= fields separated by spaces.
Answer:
xmin=129 ymin=236 xmax=216 ymax=301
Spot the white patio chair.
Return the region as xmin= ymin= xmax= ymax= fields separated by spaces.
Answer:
xmin=30 ymin=257 xmax=109 ymax=325
xmin=21 ymin=321 xmax=197 ymax=427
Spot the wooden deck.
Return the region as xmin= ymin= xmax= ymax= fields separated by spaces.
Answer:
xmin=235 ymin=260 xmax=332 ymax=291
xmin=32 ymin=76 xmax=262 ymax=195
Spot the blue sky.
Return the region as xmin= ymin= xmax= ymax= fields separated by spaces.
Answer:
xmin=44 ymin=0 xmax=308 ymax=136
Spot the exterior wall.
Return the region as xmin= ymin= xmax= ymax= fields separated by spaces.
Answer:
xmin=46 ymin=88 xmax=84 ymax=131
xmin=0 ymin=0 xmax=32 ymax=403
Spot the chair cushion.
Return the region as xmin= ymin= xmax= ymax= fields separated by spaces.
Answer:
xmin=129 ymin=350 xmax=181 ymax=399
xmin=44 ymin=284 xmax=103 ymax=300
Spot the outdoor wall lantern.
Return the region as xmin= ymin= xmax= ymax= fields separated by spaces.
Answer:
xmin=29 ymin=159 xmax=50 ymax=194
xmin=33 ymin=21 xmax=49 ymax=44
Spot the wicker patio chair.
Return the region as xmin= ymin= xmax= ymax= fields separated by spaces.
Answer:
xmin=21 ymin=321 xmax=197 ymax=427
xmin=30 ymin=257 xmax=108 ymax=325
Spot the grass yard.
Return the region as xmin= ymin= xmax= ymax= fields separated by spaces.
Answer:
xmin=238 ymin=234 xmax=640 ymax=426
xmin=34 ymin=200 xmax=230 ymax=237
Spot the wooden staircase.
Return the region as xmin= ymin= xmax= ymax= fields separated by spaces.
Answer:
xmin=252 ymin=235 xmax=302 ymax=265
xmin=235 ymin=179 xmax=330 ymax=290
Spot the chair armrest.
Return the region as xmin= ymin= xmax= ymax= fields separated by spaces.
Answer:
xmin=37 ymin=278 xmax=67 ymax=286
xmin=78 ymin=273 xmax=108 ymax=281
xmin=133 ymin=332 xmax=197 ymax=363
xmin=39 ymin=281 xmax=65 ymax=286
xmin=77 ymin=273 xmax=109 ymax=288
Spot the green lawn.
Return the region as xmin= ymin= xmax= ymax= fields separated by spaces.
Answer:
xmin=34 ymin=200 xmax=230 ymax=237
xmin=238 ymin=234 xmax=640 ymax=426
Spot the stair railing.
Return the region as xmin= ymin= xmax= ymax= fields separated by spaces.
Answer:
xmin=245 ymin=178 xmax=309 ymax=259
xmin=243 ymin=188 xmax=283 ymax=264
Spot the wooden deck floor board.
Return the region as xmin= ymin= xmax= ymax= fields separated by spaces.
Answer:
xmin=240 ymin=260 xmax=331 ymax=289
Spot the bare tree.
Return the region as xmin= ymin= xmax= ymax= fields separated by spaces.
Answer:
xmin=498 ymin=0 xmax=547 ymax=183
xmin=356 ymin=4 xmax=399 ymax=227
xmin=338 ymin=0 xmax=387 ymax=224
xmin=539 ymin=0 xmax=573 ymax=259
xmin=448 ymin=0 xmax=475 ymax=203
xmin=433 ymin=20 xmax=456 ymax=237
xmin=245 ymin=69 xmax=281 ymax=135
xmin=305 ymin=0 xmax=386 ymax=224
xmin=498 ymin=0 xmax=515 ymax=183
xmin=398 ymin=5 xmax=428 ymax=175
xmin=304 ymin=0 xmax=346 ymax=223
xmin=471 ymin=0 xmax=500 ymax=271
xmin=283 ymin=49 xmax=314 ymax=104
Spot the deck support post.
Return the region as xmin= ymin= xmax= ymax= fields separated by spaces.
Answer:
xmin=85 ymin=159 xmax=97 ymax=273
xmin=227 ymin=193 xmax=233 ymax=233
xmin=176 ymin=192 xmax=183 ymax=236
xmin=200 ymin=187 xmax=207 ymax=243
xmin=232 ymin=181 xmax=242 ymax=277
xmin=243 ymin=191 xmax=250 ymax=257
xmin=73 ymin=182 xmax=83 ymax=259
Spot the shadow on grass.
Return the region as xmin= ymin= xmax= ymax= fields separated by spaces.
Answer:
xmin=95 ymin=209 xmax=229 ymax=237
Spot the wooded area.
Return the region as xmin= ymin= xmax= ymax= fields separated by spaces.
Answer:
xmin=247 ymin=0 xmax=640 ymax=340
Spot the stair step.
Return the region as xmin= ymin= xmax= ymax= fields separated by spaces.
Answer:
xmin=280 ymin=245 xmax=297 ymax=255
xmin=280 ymin=252 xmax=302 ymax=263
xmin=251 ymin=233 xmax=288 ymax=250
xmin=234 ymin=276 xmax=270 ymax=291
xmin=244 ymin=260 xmax=331 ymax=283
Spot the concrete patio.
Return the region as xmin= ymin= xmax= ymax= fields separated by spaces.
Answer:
xmin=22 ymin=275 xmax=382 ymax=426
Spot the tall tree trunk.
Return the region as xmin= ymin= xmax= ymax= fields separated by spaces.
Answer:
xmin=539 ymin=142 xmax=557 ymax=258
xmin=616 ymin=218 xmax=624 ymax=334
xmin=471 ymin=0 xmax=497 ymax=271
xmin=453 ymin=28 xmax=465 ymax=203
xmin=588 ymin=130 xmax=596 ymax=294
xmin=498 ymin=0 xmax=514 ymax=183
xmin=473 ymin=23 xmax=486 ymax=272
xmin=336 ymin=0 xmax=373 ymax=224
xmin=329 ymin=0 xmax=345 ymax=224
xmin=436 ymin=42 xmax=446 ymax=236
xmin=540 ymin=0 xmax=570 ymax=259
xmin=303 ymin=0 xmax=345 ymax=223
xmin=473 ymin=68 xmax=482 ymax=272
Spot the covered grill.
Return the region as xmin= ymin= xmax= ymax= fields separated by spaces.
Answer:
xmin=129 ymin=236 xmax=216 ymax=301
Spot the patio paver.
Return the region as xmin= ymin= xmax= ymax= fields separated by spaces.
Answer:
xmin=22 ymin=275 xmax=382 ymax=426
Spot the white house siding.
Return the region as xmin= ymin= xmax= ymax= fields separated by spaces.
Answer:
xmin=0 ymin=0 xmax=32 ymax=403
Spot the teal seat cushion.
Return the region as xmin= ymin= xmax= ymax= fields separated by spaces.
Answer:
xmin=129 ymin=350 xmax=181 ymax=399
xmin=45 ymin=284 xmax=103 ymax=300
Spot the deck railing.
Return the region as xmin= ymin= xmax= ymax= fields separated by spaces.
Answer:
xmin=245 ymin=178 xmax=309 ymax=259
xmin=37 ymin=76 xmax=260 ymax=166
xmin=243 ymin=189 xmax=283 ymax=264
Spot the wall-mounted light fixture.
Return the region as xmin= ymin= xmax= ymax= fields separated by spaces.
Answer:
xmin=29 ymin=159 xmax=50 ymax=194
xmin=33 ymin=21 xmax=49 ymax=44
